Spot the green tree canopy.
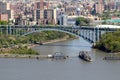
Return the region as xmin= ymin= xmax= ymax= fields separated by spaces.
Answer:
xmin=0 ymin=21 xmax=8 ymax=25
xmin=75 ymin=17 xmax=90 ymax=26
xmin=95 ymin=31 xmax=120 ymax=53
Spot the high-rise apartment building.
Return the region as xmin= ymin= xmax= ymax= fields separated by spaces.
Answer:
xmin=0 ymin=2 xmax=7 ymax=14
xmin=34 ymin=0 xmax=49 ymax=10
xmin=104 ymin=0 xmax=115 ymax=10
xmin=34 ymin=9 xmax=44 ymax=21
xmin=95 ymin=2 xmax=104 ymax=14
xmin=115 ymin=0 xmax=120 ymax=10
xmin=43 ymin=9 xmax=56 ymax=25
xmin=33 ymin=0 xmax=50 ymax=24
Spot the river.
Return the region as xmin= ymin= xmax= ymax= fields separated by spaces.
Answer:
xmin=0 ymin=38 xmax=120 ymax=80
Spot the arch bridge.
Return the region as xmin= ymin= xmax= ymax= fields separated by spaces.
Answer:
xmin=0 ymin=25 xmax=119 ymax=45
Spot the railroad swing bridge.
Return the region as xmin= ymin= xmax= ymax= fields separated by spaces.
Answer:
xmin=0 ymin=25 xmax=120 ymax=45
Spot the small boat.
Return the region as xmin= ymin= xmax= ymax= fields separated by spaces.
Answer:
xmin=78 ymin=51 xmax=92 ymax=62
xmin=39 ymin=42 xmax=43 ymax=45
xmin=52 ymin=52 xmax=68 ymax=59
xmin=34 ymin=42 xmax=43 ymax=45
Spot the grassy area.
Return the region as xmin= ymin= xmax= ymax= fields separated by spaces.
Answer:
xmin=0 ymin=46 xmax=39 ymax=55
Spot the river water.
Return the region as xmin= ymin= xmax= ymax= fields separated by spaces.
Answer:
xmin=0 ymin=38 xmax=120 ymax=80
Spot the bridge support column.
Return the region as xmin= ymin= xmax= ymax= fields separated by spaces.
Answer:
xmin=77 ymin=30 xmax=80 ymax=36
xmin=85 ymin=30 xmax=88 ymax=39
xmin=14 ymin=29 xmax=17 ymax=36
xmin=88 ymin=30 xmax=91 ymax=42
xmin=84 ymin=30 xmax=86 ymax=38
xmin=81 ymin=29 xmax=84 ymax=37
xmin=14 ymin=28 xmax=16 ymax=35
xmin=8 ymin=25 xmax=11 ymax=35
xmin=99 ymin=30 xmax=102 ymax=39
xmin=97 ymin=28 xmax=102 ymax=42
xmin=17 ymin=29 xmax=20 ymax=37
xmin=91 ymin=30 xmax=94 ymax=43
xmin=95 ymin=28 xmax=99 ymax=42
xmin=80 ymin=29 xmax=83 ymax=37
xmin=92 ymin=29 xmax=96 ymax=47
xmin=92 ymin=28 xmax=97 ymax=45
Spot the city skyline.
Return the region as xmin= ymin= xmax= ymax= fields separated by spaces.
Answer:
xmin=0 ymin=0 xmax=120 ymax=26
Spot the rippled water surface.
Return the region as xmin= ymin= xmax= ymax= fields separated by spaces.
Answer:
xmin=0 ymin=38 xmax=120 ymax=80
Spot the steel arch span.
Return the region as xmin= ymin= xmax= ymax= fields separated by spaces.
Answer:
xmin=22 ymin=28 xmax=80 ymax=38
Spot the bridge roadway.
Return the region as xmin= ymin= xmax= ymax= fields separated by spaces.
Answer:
xmin=0 ymin=25 xmax=120 ymax=45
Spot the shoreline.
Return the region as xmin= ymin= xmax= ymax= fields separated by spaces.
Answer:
xmin=29 ymin=37 xmax=78 ymax=48
xmin=42 ymin=37 xmax=77 ymax=44
xmin=0 ymin=37 xmax=78 ymax=59
xmin=42 ymin=38 xmax=67 ymax=44
xmin=0 ymin=54 xmax=50 ymax=59
xmin=92 ymin=46 xmax=120 ymax=54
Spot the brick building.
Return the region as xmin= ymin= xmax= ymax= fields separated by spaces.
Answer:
xmin=95 ymin=3 xmax=104 ymax=14
xmin=34 ymin=0 xmax=49 ymax=10
xmin=0 ymin=14 xmax=8 ymax=22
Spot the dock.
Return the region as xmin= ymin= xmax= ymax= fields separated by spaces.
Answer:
xmin=103 ymin=56 xmax=120 ymax=60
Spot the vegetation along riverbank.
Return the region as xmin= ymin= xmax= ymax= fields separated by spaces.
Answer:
xmin=0 ymin=31 xmax=76 ymax=56
xmin=94 ymin=31 xmax=120 ymax=53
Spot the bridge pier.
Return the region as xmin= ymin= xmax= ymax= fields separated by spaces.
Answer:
xmin=80 ymin=29 xmax=83 ymax=37
xmin=83 ymin=29 xmax=85 ymax=39
xmin=94 ymin=28 xmax=100 ymax=42
xmin=85 ymin=30 xmax=88 ymax=40
xmin=8 ymin=25 xmax=11 ymax=35
xmin=84 ymin=30 xmax=87 ymax=39
xmin=91 ymin=30 xmax=94 ymax=43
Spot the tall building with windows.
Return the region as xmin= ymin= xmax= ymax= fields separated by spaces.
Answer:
xmin=43 ymin=9 xmax=56 ymax=25
xmin=33 ymin=0 xmax=50 ymax=24
xmin=34 ymin=0 xmax=49 ymax=10
xmin=95 ymin=1 xmax=104 ymax=14
xmin=0 ymin=2 xmax=7 ymax=14
xmin=115 ymin=0 xmax=120 ymax=10
xmin=59 ymin=14 xmax=67 ymax=26
xmin=104 ymin=0 xmax=115 ymax=10
xmin=34 ymin=9 xmax=44 ymax=24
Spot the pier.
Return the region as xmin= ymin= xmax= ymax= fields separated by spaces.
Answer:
xmin=103 ymin=56 xmax=120 ymax=60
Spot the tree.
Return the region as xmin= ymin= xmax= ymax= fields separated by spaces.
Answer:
xmin=75 ymin=17 xmax=90 ymax=26
xmin=0 ymin=21 xmax=8 ymax=25
xmin=95 ymin=31 xmax=120 ymax=52
xmin=57 ymin=4 xmax=62 ymax=8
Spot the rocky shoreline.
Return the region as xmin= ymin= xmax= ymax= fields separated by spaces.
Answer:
xmin=29 ymin=36 xmax=78 ymax=48
xmin=0 ymin=54 xmax=50 ymax=59
xmin=42 ymin=37 xmax=75 ymax=44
